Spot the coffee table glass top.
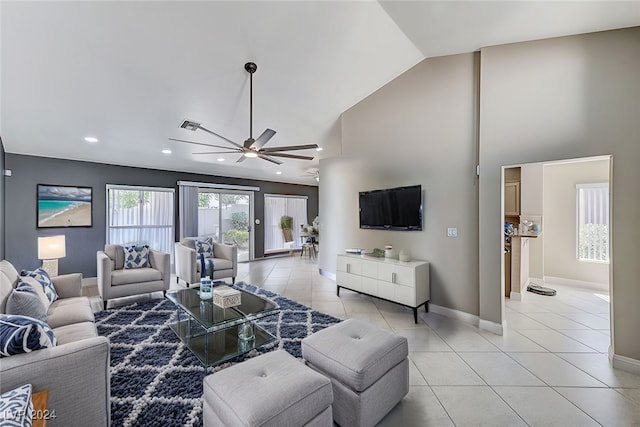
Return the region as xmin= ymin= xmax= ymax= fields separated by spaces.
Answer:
xmin=165 ymin=285 xmax=279 ymax=331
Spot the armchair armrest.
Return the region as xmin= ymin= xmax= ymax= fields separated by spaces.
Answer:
xmin=96 ymin=251 xmax=112 ymax=300
xmin=175 ymin=242 xmax=198 ymax=285
xmin=149 ymin=249 xmax=170 ymax=289
xmin=213 ymin=242 xmax=236 ymax=262
xmin=52 ymin=273 xmax=83 ymax=299
xmin=0 ymin=336 xmax=110 ymax=427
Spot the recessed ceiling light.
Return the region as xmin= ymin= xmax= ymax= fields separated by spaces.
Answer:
xmin=161 ymin=149 xmax=172 ymax=154
xmin=276 ymin=171 xmax=282 ymax=175
xmin=316 ymin=147 xmax=323 ymax=151
xmin=84 ymin=136 xmax=98 ymax=143
xmin=217 ymin=158 xmax=225 ymax=162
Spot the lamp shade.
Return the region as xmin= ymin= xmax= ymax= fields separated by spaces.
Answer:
xmin=38 ymin=235 xmax=66 ymax=260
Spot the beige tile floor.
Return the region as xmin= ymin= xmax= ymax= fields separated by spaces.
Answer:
xmin=86 ymin=255 xmax=640 ymax=426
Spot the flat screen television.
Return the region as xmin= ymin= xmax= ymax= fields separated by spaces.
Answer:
xmin=359 ymin=185 xmax=422 ymax=231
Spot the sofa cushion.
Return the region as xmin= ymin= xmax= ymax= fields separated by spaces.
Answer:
xmin=0 ymin=314 xmax=57 ymax=357
xmin=104 ymin=244 xmax=125 ymax=270
xmin=196 ymin=258 xmax=233 ymax=273
xmin=0 ymin=383 xmax=33 ymax=426
xmin=46 ymin=297 xmax=95 ymax=328
xmin=20 ymin=268 xmax=58 ymax=303
xmin=5 ymin=280 xmax=48 ymax=322
xmin=123 ymin=244 xmax=150 ymax=269
xmin=53 ymin=322 xmax=97 ymax=345
xmin=1 ymin=260 xmax=21 ymax=314
xmin=111 ymin=267 xmax=162 ymax=286
xmin=196 ymin=237 xmax=214 ymax=257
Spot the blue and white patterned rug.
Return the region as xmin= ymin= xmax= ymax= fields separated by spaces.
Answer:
xmin=95 ymin=281 xmax=341 ymax=427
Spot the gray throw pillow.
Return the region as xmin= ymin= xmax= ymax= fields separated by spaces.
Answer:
xmin=6 ymin=280 xmax=48 ymax=322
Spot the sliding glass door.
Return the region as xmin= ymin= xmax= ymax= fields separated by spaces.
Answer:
xmin=198 ymin=190 xmax=254 ymax=262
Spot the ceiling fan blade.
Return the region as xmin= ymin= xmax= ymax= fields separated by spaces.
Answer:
xmin=192 ymin=151 xmax=242 ymax=155
xmin=259 ymin=144 xmax=319 ymax=153
xmin=169 ymin=138 xmax=234 ymax=151
xmin=258 ymin=154 xmax=283 ymax=165
xmin=236 ymin=155 xmax=247 ymax=163
xmin=252 ymin=128 xmax=276 ymax=149
xmin=265 ymin=152 xmax=315 ymax=160
xmin=196 ymin=125 xmax=244 ymax=149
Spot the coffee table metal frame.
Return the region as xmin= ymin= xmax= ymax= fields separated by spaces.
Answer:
xmin=166 ymin=285 xmax=279 ymax=367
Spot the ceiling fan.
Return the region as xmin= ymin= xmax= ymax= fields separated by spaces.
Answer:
xmin=170 ymin=62 xmax=319 ymax=165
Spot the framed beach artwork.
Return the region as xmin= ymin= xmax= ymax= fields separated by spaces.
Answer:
xmin=37 ymin=184 xmax=93 ymax=228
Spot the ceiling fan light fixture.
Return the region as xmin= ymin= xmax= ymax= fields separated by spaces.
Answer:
xmin=244 ymin=151 xmax=258 ymax=158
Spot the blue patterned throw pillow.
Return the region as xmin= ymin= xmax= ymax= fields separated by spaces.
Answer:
xmin=20 ymin=268 xmax=57 ymax=303
xmin=195 ymin=237 xmax=214 ymax=258
xmin=0 ymin=383 xmax=33 ymax=427
xmin=0 ymin=315 xmax=57 ymax=357
xmin=124 ymin=244 xmax=150 ymax=269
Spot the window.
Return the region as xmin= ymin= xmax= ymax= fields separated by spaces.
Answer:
xmin=264 ymin=195 xmax=308 ymax=253
xmin=107 ymin=185 xmax=175 ymax=263
xmin=576 ymin=183 xmax=609 ymax=262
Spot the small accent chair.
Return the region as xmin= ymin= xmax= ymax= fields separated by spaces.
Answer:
xmin=174 ymin=237 xmax=237 ymax=286
xmin=97 ymin=244 xmax=170 ymax=310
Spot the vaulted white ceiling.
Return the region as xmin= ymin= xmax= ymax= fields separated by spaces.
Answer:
xmin=2 ymin=1 xmax=638 ymax=185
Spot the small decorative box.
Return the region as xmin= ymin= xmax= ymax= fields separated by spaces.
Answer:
xmin=213 ymin=286 xmax=242 ymax=308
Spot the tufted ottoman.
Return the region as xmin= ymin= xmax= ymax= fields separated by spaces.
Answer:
xmin=301 ymin=319 xmax=409 ymax=427
xmin=203 ymin=349 xmax=333 ymax=427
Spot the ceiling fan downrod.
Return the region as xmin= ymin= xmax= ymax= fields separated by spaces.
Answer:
xmin=245 ymin=62 xmax=257 ymax=143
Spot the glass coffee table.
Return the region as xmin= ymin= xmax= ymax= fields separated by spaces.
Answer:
xmin=165 ymin=285 xmax=279 ymax=367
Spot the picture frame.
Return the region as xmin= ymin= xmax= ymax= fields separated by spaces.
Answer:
xmin=37 ymin=184 xmax=93 ymax=228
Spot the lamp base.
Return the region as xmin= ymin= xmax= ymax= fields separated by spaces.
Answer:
xmin=42 ymin=259 xmax=59 ymax=277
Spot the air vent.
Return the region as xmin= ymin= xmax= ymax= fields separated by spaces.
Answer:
xmin=180 ymin=120 xmax=200 ymax=131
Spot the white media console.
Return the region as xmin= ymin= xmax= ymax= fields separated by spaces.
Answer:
xmin=336 ymin=253 xmax=430 ymax=323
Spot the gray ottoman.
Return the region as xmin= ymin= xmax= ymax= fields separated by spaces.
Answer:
xmin=203 ymin=349 xmax=333 ymax=427
xmin=302 ymin=319 xmax=409 ymax=427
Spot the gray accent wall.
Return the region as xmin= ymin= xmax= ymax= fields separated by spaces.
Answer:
xmin=4 ymin=154 xmax=318 ymax=277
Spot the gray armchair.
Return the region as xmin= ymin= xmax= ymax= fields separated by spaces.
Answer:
xmin=97 ymin=244 xmax=170 ymax=310
xmin=175 ymin=237 xmax=237 ymax=286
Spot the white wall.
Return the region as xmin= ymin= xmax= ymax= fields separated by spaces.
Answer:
xmin=479 ymin=28 xmax=640 ymax=362
xmin=543 ymin=158 xmax=610 ymax=286
xmin=321 ymin=53 xmax=479 ymax=315
xmin=321 ymin=26 xmax=640 ymax=364
xmin=520 ymin=163 xmax=544 ymax=279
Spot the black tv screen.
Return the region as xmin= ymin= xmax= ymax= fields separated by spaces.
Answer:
xmin=359 ymin=185 xmax=422 ymax=231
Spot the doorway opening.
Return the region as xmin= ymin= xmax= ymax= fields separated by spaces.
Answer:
xmin=501 ymin=155 xmax=612 ymax=353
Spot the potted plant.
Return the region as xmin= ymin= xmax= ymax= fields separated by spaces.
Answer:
xmin=280 ymin=215 xmax=294 ymax=243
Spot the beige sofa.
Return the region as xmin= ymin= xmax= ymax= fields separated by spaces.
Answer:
xmin=0 ymin=259 xmax=110 ymax=427
xmin=97 ymin=244 xmax=170 ymax=310
xmin=175 ymin=237 xmax=237 ymax=286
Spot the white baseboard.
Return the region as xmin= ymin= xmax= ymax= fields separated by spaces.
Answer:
xmin=509 ymin=291 xmax=521 ymax=301
xmin=479 ymin=319 xmax=504 ymax=335
xmin=544 ymin=275 xmax=608 ymax=292
xmin=429 ymin=303 xmax=480 ymax=328
xmin=320 ymin=269 xmax=336 ymax=281
xmin=610 ymin=350 xmax=640 ymax=375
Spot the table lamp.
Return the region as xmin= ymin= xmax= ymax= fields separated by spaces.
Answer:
xmin=38 ymin=235 xmax=66 ymax=277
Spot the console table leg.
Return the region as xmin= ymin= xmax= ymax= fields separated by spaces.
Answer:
xmin=413 ymin=307 xmax=418 ymax=324
xmin=337 ymin=286 xmax=341 ymax=296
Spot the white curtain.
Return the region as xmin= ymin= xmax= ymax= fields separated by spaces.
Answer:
xmin=107 ymin=186 xmax=175 ymax=263
xmin=264 ymin=195 xmax=308 ymax=252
